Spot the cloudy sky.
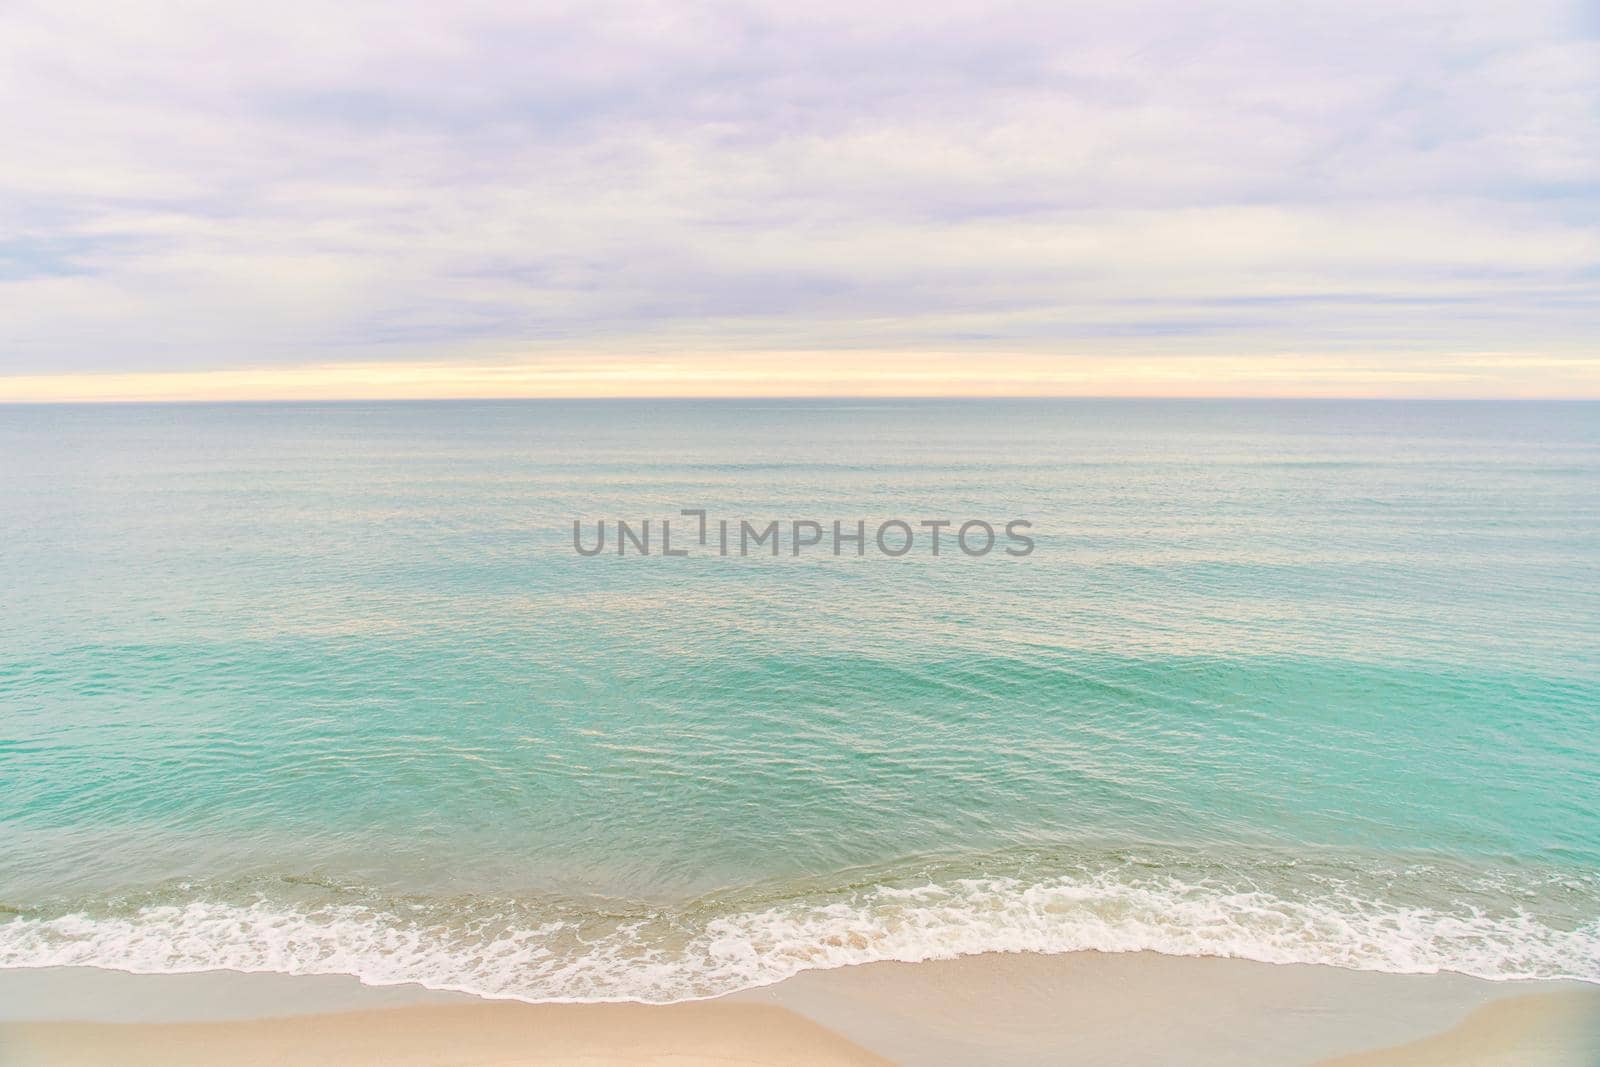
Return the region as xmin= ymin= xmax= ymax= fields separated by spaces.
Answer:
xmin=2 ymin=0 xmax=1596 ymax=399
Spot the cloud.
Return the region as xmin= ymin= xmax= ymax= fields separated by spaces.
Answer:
xmin=0 ymin=0 xmax=1596 ymax=395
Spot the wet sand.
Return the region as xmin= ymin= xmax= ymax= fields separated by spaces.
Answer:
xmin=1 ymin=953 xmax=1595 ymax=1065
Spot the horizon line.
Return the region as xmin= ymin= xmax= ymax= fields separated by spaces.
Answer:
xmin=3 ymin=350 xmax=1594 ymax=404
xmin=4 ymin=394 xmax=1598 ymax=405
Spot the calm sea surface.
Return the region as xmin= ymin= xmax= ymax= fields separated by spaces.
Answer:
xmin=1 ymin=399 xmax=1597 ymax=1000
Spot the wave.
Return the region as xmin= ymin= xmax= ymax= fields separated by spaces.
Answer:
xmin=2 ymin=858 xmax=1596 ymax=1002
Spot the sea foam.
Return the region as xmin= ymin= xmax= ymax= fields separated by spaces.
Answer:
xmin=3 ymin=867 xmax=1595 ymax=1003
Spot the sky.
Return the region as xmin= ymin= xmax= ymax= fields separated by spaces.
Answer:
xmin=1 ymin=0 xmax=1597 ymax=400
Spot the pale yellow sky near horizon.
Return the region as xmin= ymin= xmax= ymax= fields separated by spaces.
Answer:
xmin=2 ymin=350 xmax=1596 ymax=402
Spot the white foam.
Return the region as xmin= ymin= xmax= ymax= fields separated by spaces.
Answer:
xmin=2 ymin=871 xmax=1596 ymax=1003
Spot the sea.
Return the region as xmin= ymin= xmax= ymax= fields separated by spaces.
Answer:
xmin=1 ymin=398 xmax=1596 ymax=1002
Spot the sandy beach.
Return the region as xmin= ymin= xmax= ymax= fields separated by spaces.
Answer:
xmin=2 ymin=953 xmax=1596 ymax=1066
xmin=0 ymin=999 xmax=891 ymax=1067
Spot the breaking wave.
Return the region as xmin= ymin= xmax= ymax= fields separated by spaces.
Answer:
xmin=3 ymin=855 xmax=1596 ymax=1002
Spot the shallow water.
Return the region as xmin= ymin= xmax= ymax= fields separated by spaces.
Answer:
xmin=2 ymin=399 xmax=1596 ymax=1000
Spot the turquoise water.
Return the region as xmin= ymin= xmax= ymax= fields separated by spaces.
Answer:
xmin=1 ymin=399 xmax=1597 ymax=1000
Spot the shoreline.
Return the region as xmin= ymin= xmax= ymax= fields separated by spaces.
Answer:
xmin=2 ymin=953 xmax=1595 ymax=1065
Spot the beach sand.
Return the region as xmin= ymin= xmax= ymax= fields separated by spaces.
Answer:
xmin=0 ymin=1000 xmax=891 ymax=1067
xmin=1 ymin=954 xmax=1595 ymax=1066
xmin=1317 ymin=991 xmax=1600 ymax=1067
